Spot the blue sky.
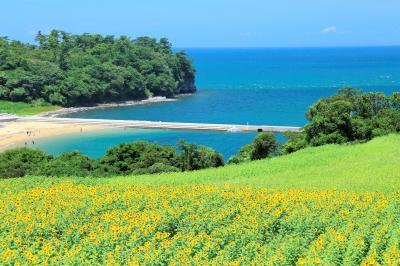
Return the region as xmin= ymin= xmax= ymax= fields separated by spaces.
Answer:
xmin=1 ymin=0 xmax=400 ymax=47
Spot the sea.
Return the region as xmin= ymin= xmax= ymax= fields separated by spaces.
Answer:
xmin=35 ymin=47 xmax=400 ymax=159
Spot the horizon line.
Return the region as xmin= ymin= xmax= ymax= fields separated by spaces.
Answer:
xmin=174 ymin=44 xmax=400 ymax=49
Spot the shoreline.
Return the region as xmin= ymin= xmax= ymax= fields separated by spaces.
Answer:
xmin=37 ymin=96 xmax=191 ymax=117
xmin=0 ymin=121 xmax=109 ymax=152
xmin=0 ymin=94 xmax=194 ymax=152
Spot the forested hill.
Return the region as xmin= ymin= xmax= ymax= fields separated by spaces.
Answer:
xmin=0 ymin=30 xmax=196 ymax=106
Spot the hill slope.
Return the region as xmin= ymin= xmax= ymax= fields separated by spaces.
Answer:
xmin=0 ymin=135 xmax=399 ymax=264
xmin=111 ymin=134 xmax=400 ymax=191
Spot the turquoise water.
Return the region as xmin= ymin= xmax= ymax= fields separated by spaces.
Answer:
xmin=36 ymin=47 xmax=400 ymax=159
xmin=31 ymin=129 xmax=257 ymax=159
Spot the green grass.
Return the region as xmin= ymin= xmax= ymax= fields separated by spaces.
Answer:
xmin=4 ymin=134 xmax=399 ymax=192
xmin=0 ymin=100 xmax=61 ymax=116
xmin=101 ymin=134 xmax=399 ymax=191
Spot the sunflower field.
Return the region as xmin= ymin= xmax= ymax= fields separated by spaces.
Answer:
xmin=0 ymin=179 xmax=399 ymax=265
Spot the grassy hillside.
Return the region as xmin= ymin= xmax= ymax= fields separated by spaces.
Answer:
xmin=0 ymin=100 xmax=61 ymax=116
xmin=0 ymin=135 xmax=399 ymax=264
xmin=109 ymin=134 xmax=400 ymax=191
xmin=3 ymin=134 xmax=399 ymax=190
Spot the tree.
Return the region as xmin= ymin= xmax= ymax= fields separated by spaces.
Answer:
xmin=0 ymin=141 xmax=224 ymax=178
xmin=0 ymin=148 xmax=50 ymax=178
xmin=305 ymin=99 xmax=354 ymax=146
xmin=177 ymin=140 xmax=224 ymax=171
xmin=0 ymin=30 xmax=196 ymax=106
xmin=100 ymin=141 xmax=180 ymax=175
xmin=228 ymin=144 xmax=253 ymax=164
xmin=159 ymin=38 xmax=172 ymax=53
xmin=302 ymin=88 xmax=400 ymax=147
xmin=228 ymin=133 xmax=279 ymax=164
xmin=250 ymin=132 xmax=279 ymax=160
xmin=280 ymin=132 xmax=307 ymax=155
xmin=37 ymin=151 xmax=100 ymax=177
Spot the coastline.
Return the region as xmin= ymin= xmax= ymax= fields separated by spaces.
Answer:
xmin=0 ymin=121 xmax=109 ymax=152
xmin=38 ymin=96 xmax=181 ymax=117
xmin=0 ymin=94 xmax=193 ymax=152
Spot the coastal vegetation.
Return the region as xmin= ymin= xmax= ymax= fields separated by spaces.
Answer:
xmin=115 ymin=134 xmax=400 ymax=190
xmin=0 ymin=100 xmax=60 ymax=116
xmin=225 ymin=87 xmax=400 ymax=163
xmin=0 ymin=30 xmax=196 ymax=107
xmin=2 ymin=87 xmax=400 ymax=178
xmin=0 ymin=135 xmax=399 ymax=264
xmin=228 ymin=132 xmax=279 ymax=164
xmin=0 ymin=141 xmax=224 ymax=178
xmin=281 ymin=87 xmax=400 ymax=154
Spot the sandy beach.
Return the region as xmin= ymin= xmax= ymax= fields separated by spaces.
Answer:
xmin=0 ymin=95 xmax=194 ymax=152
xmin=0 ymin=120 xmax=108 ymax=152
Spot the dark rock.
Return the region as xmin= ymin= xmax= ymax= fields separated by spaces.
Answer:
xmin=176 ymin=80 xmax=197 ymax=94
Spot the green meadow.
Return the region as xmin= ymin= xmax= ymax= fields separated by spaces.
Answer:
xmin=101 ymin=134 xmax=400 ymax=191
xmin=4 ymin=134 xmax=399 ymax=191
xmin=0 ymin=100 xmax=61 ymax=116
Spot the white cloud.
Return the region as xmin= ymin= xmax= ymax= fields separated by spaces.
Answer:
xmin=321 ymin=26 xmax=337 ymax=34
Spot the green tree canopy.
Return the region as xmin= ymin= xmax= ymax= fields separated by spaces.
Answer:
xmin=0 ymin=30 xmax=196 ymax=106
xmin=229 ymin=132 xmax=279 ymax=164
xmin=177 ymin=140 xmax=224 ymax=171
xmin=283 ymin=87 xmax=400 ymax=153
xmin=0 ymin=147 xmax=50 ymax=178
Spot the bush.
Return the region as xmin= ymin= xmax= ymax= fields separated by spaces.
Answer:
xmin=227 ymin=144 xmax=253 ymax=164
xmin=229 ymin=133 xmax=279 ymax=164
xmin=132 ymin=163 xmax=180 ymax=175
xmin=0 ymin=140 xmax=226 ymax=178
xmin=37 ymin=151 xmax=100 ymax=177
xmin=178 ymin=141 xmax=224 ymax=171
xmin=304 ymin=87 xmax=400 ymax=147
xmin=251 ymin=132 xmax=279 ymax=160
xmin=280 ymin=132 xmax=308 ymax=155
xmin=100 ymin=142 xmax=180 ymax=175
xmin=0 ymin=147 xmax=50 ymax=178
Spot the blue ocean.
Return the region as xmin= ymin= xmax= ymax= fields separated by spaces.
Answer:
xmin=35 ymin=47 xmax=400 ymax=159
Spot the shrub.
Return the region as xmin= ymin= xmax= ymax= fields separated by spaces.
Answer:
xmin=304 ymin=87 xmax=400 ymax=146
xmin=0 ymin=147 xmax=50 ymax=178
xmin=229 ymin=133 xmax=279 ymax=164
xmin=178 ymin=140 xmax=224 ymax=171
xmin=280 ymin=132 xmax=308 ymax=155
xmin=37 ymin=151 xmax=100 ymax=177
xmin=100 ymin=142 xmax=180 ymax=175
xmin=250 ymin=132 xmax=279 ymax=160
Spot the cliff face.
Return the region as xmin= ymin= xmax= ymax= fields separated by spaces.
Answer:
xmin=177 ymin=80 xmax=197 ymax=94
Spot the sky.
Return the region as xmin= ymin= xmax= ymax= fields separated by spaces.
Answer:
xmin=1 ymin=0 xmax=400 ymax=48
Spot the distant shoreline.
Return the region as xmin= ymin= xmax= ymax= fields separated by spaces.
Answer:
xmin=37 ymin=95 xmax=192 ymax=118
xmin=0 ymin=121 xmax=108 ymax=152
xmin=0 ymin=94 xmax=194 ymax=152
